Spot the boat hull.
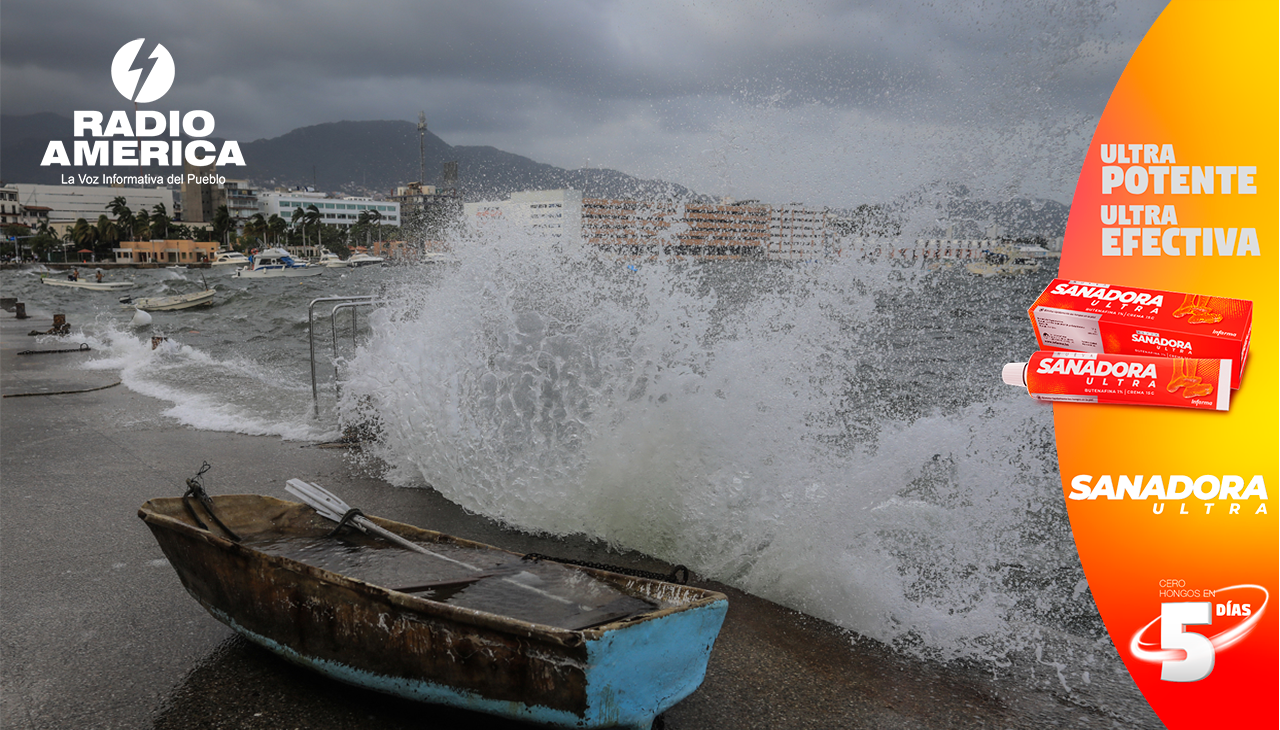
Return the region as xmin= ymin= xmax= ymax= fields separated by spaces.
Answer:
xmin=130 ymin=289 xmax=216 ymax=311
xmin=138 ymin=495 xmax=726 ymax=730
xmin=233 ymin=267 xmax=324 ymax=278
xmin=42 ymin=278 xmax=134 ymax=290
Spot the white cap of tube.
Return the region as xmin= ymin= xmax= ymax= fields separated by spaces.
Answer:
xmin=1002 ymin=362 xmax=1027 ymax=387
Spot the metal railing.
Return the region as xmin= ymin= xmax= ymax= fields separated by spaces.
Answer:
xmin=308 ymin=295 xmax=377 ymax=415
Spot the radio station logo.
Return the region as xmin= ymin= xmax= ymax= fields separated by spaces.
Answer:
xmin=41 ymin=38 xmax=244 ymax=172
xmin=111 ymin=39 xmax=175 ymax=104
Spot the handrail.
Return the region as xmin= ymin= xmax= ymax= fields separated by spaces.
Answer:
xmin=330 ymin=300 xmax=377 ymax=404
xmin=308 ymin=295 xmax=375 ymax=415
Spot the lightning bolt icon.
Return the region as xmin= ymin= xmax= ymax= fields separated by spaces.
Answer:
xmin=127 ymin=45 xmax=163 ymax=103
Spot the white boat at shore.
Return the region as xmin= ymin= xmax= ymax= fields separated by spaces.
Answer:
xmin=317 ymin=250 xmax=349 ymax=268
xmin=346 ymin=252 xmax=385 ymax=267
xmin=233 ymin=248 xmax=324 ymax=279
xmin=421 ymin=252 xmax=461 ymax=264
xmin=41 ymin=276 xmax=134 ymax=291
xmin=121 ymin=287 xmax=217 ymax=311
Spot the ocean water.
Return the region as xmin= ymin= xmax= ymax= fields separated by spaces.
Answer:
xmin=1 ymin=239 xmax=1108 ymax=675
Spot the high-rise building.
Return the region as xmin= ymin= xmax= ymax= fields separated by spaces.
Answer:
xmin=180 ymin=160 xmax=224 ymax=223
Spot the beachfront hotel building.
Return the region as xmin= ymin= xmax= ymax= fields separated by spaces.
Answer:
xmin=465 ymin=190 xmax=781 ymax=259
xmin=258 ymin=192 xmax=400 ymax=229
xmin=768 ymin=204 xmax=831 ymax=261
xmin=7 ymin=184 xmax=176 ymax=235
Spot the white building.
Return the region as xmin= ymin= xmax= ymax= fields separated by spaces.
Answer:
xmin=10 ymin=184 xmax=176 ymax=233
xmin=463 ymin=189 xmax=583 ymax=243
xmin=0 ymin=185 xmax=50 ymax=230
xmin=259 ymin=191 xmax=400 ymax=228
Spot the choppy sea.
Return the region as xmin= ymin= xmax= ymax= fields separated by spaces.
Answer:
xmin=1 ymin=234 xmax=1138 ymax=703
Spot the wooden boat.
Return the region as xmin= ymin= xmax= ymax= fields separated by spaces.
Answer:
xmin=121 ymin=287 xmax=216 ymax=311
xmin=138 ymin=493 xmax=727 ymax=730
xmin=41 ymin=276 xmax=134 ymax=291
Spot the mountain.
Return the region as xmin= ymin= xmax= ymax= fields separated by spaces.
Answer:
xmin=0 ymin=113 xmax=702 ymax=202
xmin=2 ymin=114 xmax=1066 ymax=238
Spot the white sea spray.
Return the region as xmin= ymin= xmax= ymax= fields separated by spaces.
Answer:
xmin=338 ymin=228 xmax=1087 ymax=664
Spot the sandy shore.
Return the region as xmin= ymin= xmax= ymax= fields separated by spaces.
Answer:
xmin=0 ymin=305 xmax=1163 ymax=729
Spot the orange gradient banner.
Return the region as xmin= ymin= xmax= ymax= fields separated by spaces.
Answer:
xmin=1055 ymin=1 xmax=1277 ymax=727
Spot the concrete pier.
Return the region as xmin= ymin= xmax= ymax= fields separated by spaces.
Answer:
xmin=0 ymin=307 xmax=1164 ymax=729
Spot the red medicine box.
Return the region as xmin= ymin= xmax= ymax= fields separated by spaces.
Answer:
xmin=1027 ymin=279 xmax=1252 ymax=389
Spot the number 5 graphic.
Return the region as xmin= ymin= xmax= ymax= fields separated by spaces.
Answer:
xmin=1161 ymin=602 xmax=1214 ymax=682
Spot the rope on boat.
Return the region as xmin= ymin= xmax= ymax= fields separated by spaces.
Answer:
xmin=2 ymin=381 xmax=120 ymax=398
xmin=522 ymin=553 xmax=690 ymax=585
xmin=326 ymin=507 xmax=367 ymax=537
xmin=183 ymin=462 xmax=242 ymax=542
xmin=17 ymin=343 xmax=92 ymax=355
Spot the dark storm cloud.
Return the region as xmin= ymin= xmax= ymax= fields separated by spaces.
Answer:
xmin=1 ymin=0 xmax=1167 ymax=205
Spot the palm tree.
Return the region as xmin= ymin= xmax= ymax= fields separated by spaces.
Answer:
xmin=71 ymin=218 xmax=98 ymax=260
xmin=212 ymin=205 xmax=232 ymax=249
xmin=367 ymin=209 xmax=384 ymax=243
xmin=132 ymin=209 xmax=152 ymax=242
xmin=291 ymin=206 xmax=307 ymax=249
xmin=267 ymin=214 xmax=286 ymax=246
xmin=304 ymin=204 xmax=323 ymax=252
xmin=244 ymin=213 xmax=267 ymax=248
xmin=150 ymin=203 xmax=170 ymax=240
xmin=95 ymin=214 xmax=120 ymax=260
xmin=107 ymin=196 xmax=134 ymax=241
xmin=356 ymin=210 xmax=372 ymax=247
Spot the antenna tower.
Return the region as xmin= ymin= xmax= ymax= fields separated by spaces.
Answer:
xmin=417 ymin=112 xmax=427 ymax=185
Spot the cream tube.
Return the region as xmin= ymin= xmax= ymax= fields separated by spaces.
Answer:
xmin=1003 ymin=351 xmax=1230 ymax=411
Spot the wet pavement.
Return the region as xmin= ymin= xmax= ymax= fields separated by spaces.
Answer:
xmin=0 ymin=304 xmax=1165 ymax=729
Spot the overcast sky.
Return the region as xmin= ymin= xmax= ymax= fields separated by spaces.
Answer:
xmin=3 ymin=0 xmax=1166 ymax=208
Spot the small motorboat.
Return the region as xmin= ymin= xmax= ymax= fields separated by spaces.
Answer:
xmin=233 ymin=248 xmax=323 ymax=279
xmin=139 ymin=481 xmax=727 ymax=730
xmin=317 ymin=250 xmax=349 ymax=268
xmin=42 ymin=276 xmax=134 ymax=291
xmin=209 ymin=251 xmax=251 ymax=268
xmin=120 ymin=287 xmax=216 ymax=311
xmin=346 ymin=252 xmax=385 ymax=267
